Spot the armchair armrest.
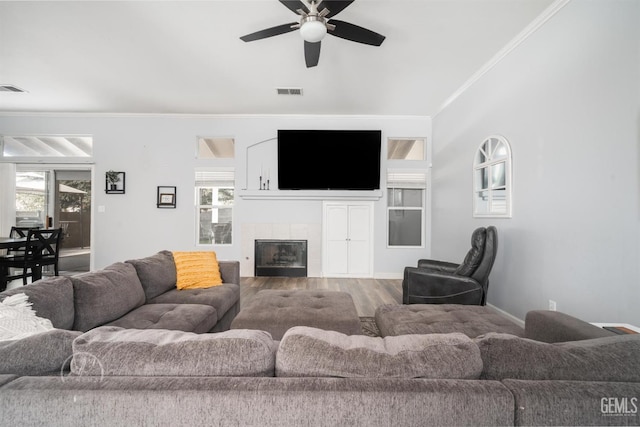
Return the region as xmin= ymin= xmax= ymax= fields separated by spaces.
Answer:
xmin=524 ymin=310 xmax=615 ymax=342
xmin=416 ymin=259 xmax=459 ymax=273
xmin=403 ymin=267 xmax=483 ymax=305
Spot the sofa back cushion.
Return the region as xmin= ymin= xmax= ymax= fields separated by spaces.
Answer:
xmin=453 ymin=227 xmax=486 ymax=276
xmin=71 ymin=326 xmax=276 ymax=377
xmin=71 ymin=263 xmax=146 ymax=332
xmin=476 ymin=332 xmax=640 ymax=381
xmin=125 ymin=250 xmax=177 ymax=301
xmin=0 ymin=277 xmax=74 ymax=330
xmin=276 ymin=327 xmax=483 ymax=379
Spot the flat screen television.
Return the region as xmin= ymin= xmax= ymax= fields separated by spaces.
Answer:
xmin=277 ymin=130 xmax=381 ymax=190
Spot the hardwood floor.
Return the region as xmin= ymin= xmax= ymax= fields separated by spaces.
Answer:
xmin=240 ymin=276 xmax=403 ymax=317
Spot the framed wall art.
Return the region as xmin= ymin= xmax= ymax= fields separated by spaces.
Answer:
xmin=157 ymin=186 xmax=177 ymax=208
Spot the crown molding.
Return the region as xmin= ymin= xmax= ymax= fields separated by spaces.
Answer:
xmin=434 ymin=0 xmax=572 ymax=118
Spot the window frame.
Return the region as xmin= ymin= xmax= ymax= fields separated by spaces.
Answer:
xmin=0 ymin=134 xmax=94 ymax=163
xmin=196 ymin=136 xmax=235 ymax=159
xmin=473 ymin=135 xmax=512 ymax=218
xmin=195 ymin=168 xmax=235 ymax=246
xmin=386 ymin=169 xmax=427 ymax=248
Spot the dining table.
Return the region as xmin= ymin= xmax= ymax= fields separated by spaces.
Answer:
xmin=0 ymin=236 xmax=28 ymax=250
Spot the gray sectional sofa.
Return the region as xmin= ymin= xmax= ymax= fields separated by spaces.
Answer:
xmin=0 ymin=250 xmax=241 ymax=335
xmin=0 ymin=253 xmax=639 ymax=426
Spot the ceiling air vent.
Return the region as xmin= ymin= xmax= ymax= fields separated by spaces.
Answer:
xmin=0 ymin=85 xmax=26 ymax=93
xmin=276 ymin=87 xmax=303 ymax=96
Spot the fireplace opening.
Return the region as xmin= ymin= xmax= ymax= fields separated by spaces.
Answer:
xmin=255 ymin=240 xmax=307 ymax=277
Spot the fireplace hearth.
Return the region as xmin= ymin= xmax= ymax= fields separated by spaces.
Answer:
xmin=255 ymin=240 xmax=308 ymax=277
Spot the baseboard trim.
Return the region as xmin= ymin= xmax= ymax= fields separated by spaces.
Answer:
xmin=487 ymin=303 xmax=525 ymax=328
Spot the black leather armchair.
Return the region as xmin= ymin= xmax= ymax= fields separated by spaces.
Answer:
xmin=402 ymin=226 xmax=498 ymax=305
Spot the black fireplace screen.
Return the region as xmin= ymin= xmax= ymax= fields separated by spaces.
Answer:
xmin=255 ymin=240 xmax=307 ymax=277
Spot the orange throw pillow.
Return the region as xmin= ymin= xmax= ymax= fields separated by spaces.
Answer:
xmin=172 ymin=251 xmax=222 ymax=290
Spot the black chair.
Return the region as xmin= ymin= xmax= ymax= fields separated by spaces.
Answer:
xmin=6 ymin=226 xmax=40 ymax=256
xmin=402 ymin=226 xmax=498 ymax=306
xmin=0 ymin=228 xmax=62 ymax=287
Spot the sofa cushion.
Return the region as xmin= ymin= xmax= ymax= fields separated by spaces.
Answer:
xmin=71 ymin=263 xmax=146 ymax=332
xmin=148 ymin=283 xmax=239 ymax=321
xmin=0 ymin=277 xmax=74 ymax=330
xmin=0 ymin=329 xmax=82 ymax=376
xmin=173 ymin=251 xmax=222 ymax=290
xmin=276 ymin=326 xmax=482 ymax=379
xmin=71 ymin=326 xmax=276 ymax=377
xmin=104 ymin=303 xmax=217 ymax=334
xmin=125 ymin=250 xmax=176 ymax=301
xmin=375 ymin=304 xmax=524 ymax=338
xmin=476 ymin=332 xmax=640 ymax=381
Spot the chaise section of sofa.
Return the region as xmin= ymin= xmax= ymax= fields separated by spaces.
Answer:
xmin=475 ymin=331 xmax=640 ymax=426
xmin=125 ymin=250 xmax=241 ymax=332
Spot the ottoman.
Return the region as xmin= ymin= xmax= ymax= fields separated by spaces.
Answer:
xmin=374 ymin=304 xmax=524 ymax=338
xmin=231 ymin=290 xmax=363 ymax=340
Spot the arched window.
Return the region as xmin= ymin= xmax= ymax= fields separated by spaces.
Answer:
xmin=473 ymin=135 xmax=512 ymax=217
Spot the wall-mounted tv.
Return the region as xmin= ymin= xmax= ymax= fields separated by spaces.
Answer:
xmin=278 ymin=130 xmax=381 ymax=190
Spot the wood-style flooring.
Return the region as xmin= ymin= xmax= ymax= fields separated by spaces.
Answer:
xmin=240 ymin=276 xmax=403 ymax=317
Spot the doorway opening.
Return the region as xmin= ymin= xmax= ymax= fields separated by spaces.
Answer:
xmin=15 ymin=167 xmax=91 ymax=275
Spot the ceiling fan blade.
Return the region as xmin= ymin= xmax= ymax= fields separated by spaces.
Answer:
xmin=279 ymin=0 xmax=309 ymax=15
xmin=240 ymin=23 xmax=298 ymax=42
xmin=304 ymin=41 xmax=321 ymax=68
xmin=322 ymin=1 xmax=354 ymax=18
xmin=327 ymin=19 xmax=385 ymax=46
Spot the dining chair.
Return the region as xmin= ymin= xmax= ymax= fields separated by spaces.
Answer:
xmin=0 ymin=228 xmax=63 ymax=287
xmin=6 ymin=226 xmax=40 ymax=256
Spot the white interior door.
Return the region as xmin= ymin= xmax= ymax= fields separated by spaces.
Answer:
xmin=323 ymin=201 xmax=373 ymax=277
xmin=324 ymin=204 xmax=349 ymax=275
xmin=346 ymin=204 xmax=372 ymax=276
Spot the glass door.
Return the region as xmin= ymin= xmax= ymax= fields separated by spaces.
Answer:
xmin=14 ymin=167 xmax=91 ymax=274
xmin=15 ymin=170 xmax=51 ymax=229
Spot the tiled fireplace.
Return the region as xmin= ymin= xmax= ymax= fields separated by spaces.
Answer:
xmin=254 ymin=240 xmax=307 ymax=277
xmin=241 ymin=223 xmax=321 ymax=277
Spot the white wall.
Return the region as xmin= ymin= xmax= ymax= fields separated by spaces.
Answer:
xmin=0 ymin=114 xmax=431 ymax=277
xmin=432 ymin=0 xmax=640 ymax=325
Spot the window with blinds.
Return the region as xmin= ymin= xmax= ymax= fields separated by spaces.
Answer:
xmin=195 ymin=168 xmax=234 ymax=245
xmin=387 ymin=170 xmax=427 ymax=247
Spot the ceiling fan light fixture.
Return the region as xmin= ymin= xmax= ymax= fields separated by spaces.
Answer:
xmin=299 ymin=17 xmax=327 ymax=43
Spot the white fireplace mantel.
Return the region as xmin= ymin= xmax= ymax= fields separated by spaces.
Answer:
xmin=238 ymin=189 xmax=383 ymax=201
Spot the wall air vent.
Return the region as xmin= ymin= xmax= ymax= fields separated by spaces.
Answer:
xmin=0 ymin=85 xmax=26 ymax=93
xmin=276 ymin=87 xmax=303 ymax=96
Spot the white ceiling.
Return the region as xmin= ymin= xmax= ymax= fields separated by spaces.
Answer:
xmin=0 ymin=0 xmax=554 ymax=116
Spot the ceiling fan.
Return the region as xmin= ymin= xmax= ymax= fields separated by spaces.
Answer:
xmin=240 ymin=0 xmax=386 ymax=68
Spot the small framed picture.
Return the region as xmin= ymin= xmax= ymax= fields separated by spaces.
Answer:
xmin=157 ymin=186 xmax=177 ymax=208
xmin=159 ymin=193 xmax=174 ymax=205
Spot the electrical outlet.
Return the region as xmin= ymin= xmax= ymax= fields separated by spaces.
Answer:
xmin=548 ymin=300 xmax=557 ymax=311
